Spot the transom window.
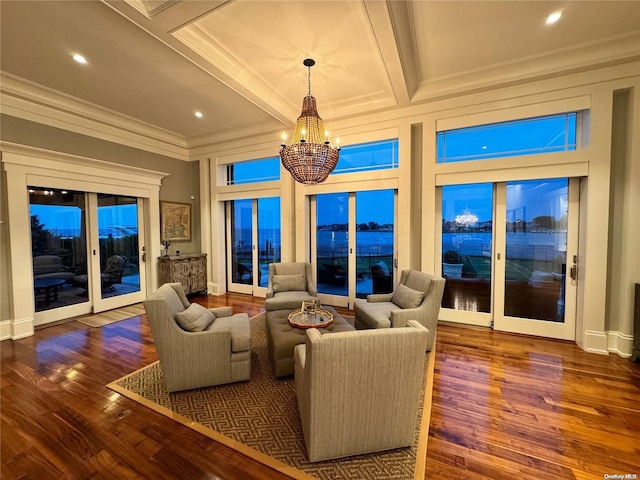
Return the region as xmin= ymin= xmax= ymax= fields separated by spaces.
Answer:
xmin=332 ymin=139 xmax=398 ymax=175
xmin=437 ymin=113 xmax=577 ymax=163
xmin=226 ymin=157 xmax=280 ymax=185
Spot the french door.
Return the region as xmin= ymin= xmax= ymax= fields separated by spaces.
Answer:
xmin=493 ymin=178 xmax=578 ymax=339
xmin=91 ymin=194 xmax=146 ymax=313
xmin=226 ymin=197 xmax=281 ymax=296
xmin=440 ymin=178 xmax=579 ymax=340
xmin=312 ymin=189 xmax=396 ymax=309
xmin=30 ymin=188 xmax=146 ymax=324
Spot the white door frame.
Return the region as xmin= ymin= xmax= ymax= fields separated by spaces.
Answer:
xmin=1 ymin=143 xmax=165 ymax=336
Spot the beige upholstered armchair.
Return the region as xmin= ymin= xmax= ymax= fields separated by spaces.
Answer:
xmin=354 ymin=270 xmax=445 ymax=351
xmin=265 ymin=262 xmax=317 ymax=311
xmin=143 ymin=283 xmax=251 ymax=392
xmin=294 ymin=321 xmax=429 ymax=462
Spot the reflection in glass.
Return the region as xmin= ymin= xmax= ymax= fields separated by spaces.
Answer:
xmin=316 ymin=193 xmax=348 ymax=296
xmin=257 ymin=197 xmax=281 ymax=288
xmin=356 ymin=190 xmax=394 ymax=298
xmin=95 ymin=194 xmax=140 ymax=298
xmin=441 ymin=183 xmax=493 ymax=313
xmin=231 ymin=199 xmax=253 ymax=284
xmin=504 ymin=179 xmax=568 ymax=322
xmin=30 ymin=187 xmax=88 ymax=312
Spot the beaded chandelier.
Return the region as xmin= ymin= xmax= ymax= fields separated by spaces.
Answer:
xmin=280 ymin=59 xmax=340 ymax=184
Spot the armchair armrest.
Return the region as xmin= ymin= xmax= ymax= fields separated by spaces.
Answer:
xmin=209 ymin=306 xmax=232 ymax=318
xmin=390 ymin=307 xmax=423 ymax=328
xmin=163 ymin=327 xmax=233 ymax=364
xmin=367 ymin=293 xmax=394 ymax=303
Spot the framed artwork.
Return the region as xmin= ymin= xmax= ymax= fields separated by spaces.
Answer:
xmin=161 ymin=201 xmax=191 ymax=242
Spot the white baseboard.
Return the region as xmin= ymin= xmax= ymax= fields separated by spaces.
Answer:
xmin=582 ymin=330 xmax=609 ymax=355
xmin=0 ymin=320 xmax=12 ymax=341
xmin=207 ymin=282 xmax=223 ymax=295
xmin=0 ymin=317 xmax=35 ymax=340
xmin=606 ymin=330 xmax=633 ymax=357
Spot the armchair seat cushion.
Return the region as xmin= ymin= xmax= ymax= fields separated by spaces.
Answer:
xmin=265 ymin=291 xmax=317 ymax=311
xmin=354 ymin=298 xmax=395 ymax=329
xmin=206 ymin=313 xmax=251 ymax=352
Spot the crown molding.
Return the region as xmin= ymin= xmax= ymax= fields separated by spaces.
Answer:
xmin=0 ymin=72 xmax=190 ymax=161
xmin=0 ymin=141 xmax=169 ymax=183
xmin=124 ymin=0 xmax=178 ymax=18
xmin=413 ymin=31 xmax=640 ymax=103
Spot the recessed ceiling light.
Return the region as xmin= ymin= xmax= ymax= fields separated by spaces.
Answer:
xmin=194 ymin=111 xmax=203 ymax=118
xmin=72 ymin=53 xmax=88 ymax=64
xmin=546 ymin=11 xmax=562 ymax=25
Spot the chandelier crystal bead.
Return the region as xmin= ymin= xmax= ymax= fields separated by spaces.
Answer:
xmin=279 ymin=59 xmax=340 ymax=184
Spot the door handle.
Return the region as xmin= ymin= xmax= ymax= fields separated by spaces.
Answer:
xmin=570 ymin=255 xmax=577 ymax=280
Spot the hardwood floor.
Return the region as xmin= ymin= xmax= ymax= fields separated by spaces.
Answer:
xmin=2 ymin=293 xmax=639 ymax=479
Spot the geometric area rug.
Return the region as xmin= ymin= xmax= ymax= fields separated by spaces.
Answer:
xmin=108 ymin=313 xmax=434 ymax=479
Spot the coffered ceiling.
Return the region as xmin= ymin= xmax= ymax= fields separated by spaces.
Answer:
xmin=1 ymin=0 xmax=639 ymax=158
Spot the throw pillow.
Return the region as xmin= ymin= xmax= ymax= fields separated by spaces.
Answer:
xmin=175 ymin=303 xmax=215 ymax=332
xmin=272 ymin=274 xmax=306 ymax=293
xmin=391 ymin=283 xmax=426 ymax=309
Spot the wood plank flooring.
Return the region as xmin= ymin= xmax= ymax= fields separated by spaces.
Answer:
xmin=2 ymin=293 xmax=639 ymax=479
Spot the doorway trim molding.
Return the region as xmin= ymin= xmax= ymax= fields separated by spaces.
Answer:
xmin=1 ymin=141 xmax=167 ymax=339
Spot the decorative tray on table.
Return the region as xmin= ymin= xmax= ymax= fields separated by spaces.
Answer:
xmin=288 ymin=307 xmax=333 ymax=329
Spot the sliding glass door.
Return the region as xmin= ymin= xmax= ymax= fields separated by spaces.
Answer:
xmin=316 ymin=193 xmax=349 ymax=298
xmin=91 ymin=194 xmax=146 ymax=313
xmin=226 ymin=197 xmax=281 ymax=295
xmin=229 ymin=199 xmax=253 ymax=293
xmin=493 ymin=178 xmax=578 ymax=339
xmin=313 ymin=189 xmax=395 ymax=308
xmin=441 ymin=183 xmax=493 ymax=316
xmin=356 ymin=190 xmax=395 ymax=297
xmin=30 ymin=188 xmax=90 ymax=318
xmin=440 ymin=178 xmax=578 ymax=340
xmin=29 ymin=188 xmax=147 ymax=322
